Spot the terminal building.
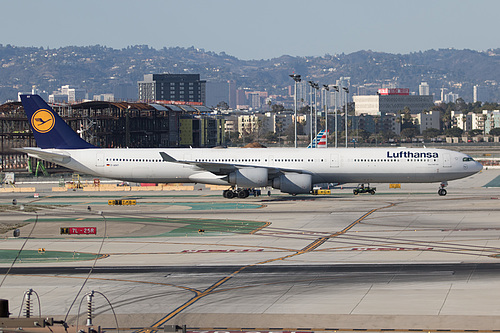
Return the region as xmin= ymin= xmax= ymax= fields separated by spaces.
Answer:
xmin=353 ymin=88 xmax=434 ymax=116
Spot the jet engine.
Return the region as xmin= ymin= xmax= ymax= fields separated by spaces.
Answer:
xmin=272 ymin=173 xmax=312 ymax=194
xmin=228 ymin=167 xmax=268 ymax=188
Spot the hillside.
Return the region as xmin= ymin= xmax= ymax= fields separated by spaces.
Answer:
xmin=1 ymin=45 xmax=499 ymax=103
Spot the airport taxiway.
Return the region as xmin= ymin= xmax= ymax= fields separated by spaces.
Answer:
xmin=1 ymin=169 xmax=500 ymax=331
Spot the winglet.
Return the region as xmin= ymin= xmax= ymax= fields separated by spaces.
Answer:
xmin=20 ymin=94 xmax=96 ymax=149
xmin=160 ymin=152 xmax=178 ymax=162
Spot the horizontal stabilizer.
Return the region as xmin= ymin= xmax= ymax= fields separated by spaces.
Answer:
xmin=14 ymin=147 xmax=71 ymax=164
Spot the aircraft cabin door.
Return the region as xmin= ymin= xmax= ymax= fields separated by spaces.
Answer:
xmin=330 ymin=153 xmax=339 ymax=168
xmin=443 ymin=153 xmax=451 ymax=168
xmin=96 ymin=153 xmax=104 ymax=167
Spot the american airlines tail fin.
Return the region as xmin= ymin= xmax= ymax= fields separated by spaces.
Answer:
xmin=20 ymin=94 xmax=96 ymax=149
xmin=307 ymin=129 xmax=329 ymax=148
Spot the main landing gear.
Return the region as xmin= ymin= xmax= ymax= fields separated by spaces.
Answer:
xmin=222 ymin=187 xmax=262 ymax=199
xmin=438 ymin=181 xmax=448 ymax=196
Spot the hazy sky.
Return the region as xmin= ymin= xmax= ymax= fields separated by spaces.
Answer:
xmin=2 ymin=0 xmax=498 ymax=60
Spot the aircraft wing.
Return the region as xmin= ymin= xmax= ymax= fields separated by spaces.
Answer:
xmin=159 ymin=151 xmax=308 ymax=177
xmin=14 ymin=147 xmax=71 ymax=164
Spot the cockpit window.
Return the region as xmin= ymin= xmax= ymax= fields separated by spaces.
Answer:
xmin=463 ymin=157 xmax=474 ymax=162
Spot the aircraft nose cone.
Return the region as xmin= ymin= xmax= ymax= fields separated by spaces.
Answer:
xmin=474 ymin=161 xmax=483 ymax=173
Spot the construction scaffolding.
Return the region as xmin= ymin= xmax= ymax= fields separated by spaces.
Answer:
xmin=0 ymin=100 xmax=187 ymax=173
xmin=0 ymin=99 xmax=225 ymax=173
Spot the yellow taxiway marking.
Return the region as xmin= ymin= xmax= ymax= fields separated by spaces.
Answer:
xmin=145 ymin=202 xmax=397 ymax=332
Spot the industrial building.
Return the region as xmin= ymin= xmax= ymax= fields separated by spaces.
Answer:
xmin=353 ymin=88 xmax=434 ymax=116
xmin=0 ymin=100 xmax=223 ymax=172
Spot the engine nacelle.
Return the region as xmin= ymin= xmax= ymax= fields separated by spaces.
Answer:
xmin=272 ymin=173 xmax=312 ymax=194
xmin=228 ymin=167 xmax=268 ymax=188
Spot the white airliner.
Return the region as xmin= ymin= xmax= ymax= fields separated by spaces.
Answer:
xmin=17 ymin=95 xmax=483 ymax=198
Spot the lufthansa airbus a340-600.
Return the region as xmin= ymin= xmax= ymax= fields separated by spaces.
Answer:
xmin=17 ymin=94 xmax=482 ymax=198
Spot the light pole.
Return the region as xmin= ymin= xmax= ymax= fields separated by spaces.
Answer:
xmin=323 ymin=85 xmax=330 ymax=148
xmin=343 ymin=87 xmax=349 ymax=148
xmin=312 ymin=82 xmax=320 ymax=145
xmin=308 ymin=81 xmax=316 ymax=145
xmin=289 ymin=74 xmax=301 ymax=148
xmin=332 ymin=85 xmax=339 ymax=147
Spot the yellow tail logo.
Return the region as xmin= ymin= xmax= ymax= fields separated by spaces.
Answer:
xmin=31 ymin=109 xmax=55 ymax=133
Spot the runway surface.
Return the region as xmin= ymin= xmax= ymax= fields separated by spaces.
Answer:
xmin=1 ymin=169 xmax=500 ymax=331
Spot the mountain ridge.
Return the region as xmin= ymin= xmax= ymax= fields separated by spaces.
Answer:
xmin=1 ymin=45 xmax=499 ymax=103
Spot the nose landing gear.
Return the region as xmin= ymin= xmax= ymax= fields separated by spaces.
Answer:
xmin=438 ymin=181 xmax=448 ymax=196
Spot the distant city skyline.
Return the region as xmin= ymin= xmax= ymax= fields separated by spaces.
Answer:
xmin=3 ymin=0 xmax=499 ymax=60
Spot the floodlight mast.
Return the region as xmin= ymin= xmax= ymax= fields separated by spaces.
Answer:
xmin=308 ymin=81 xmax=316 ymax=145
xmin=343 ymin=86 xmax=349 ymax=148
xmin=312 ymin=83 xmax=319 ymax=145
xmin=289 ymin=74 xmax=301 ymax=148
xmin=332 ymin=85 xmax=339 ymax=147
xmin=323 ymin=85 xmax=330 ymax=148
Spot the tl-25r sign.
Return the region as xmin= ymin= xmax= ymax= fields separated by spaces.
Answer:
xmin=60 ymin=227 xmax=97 ymax=235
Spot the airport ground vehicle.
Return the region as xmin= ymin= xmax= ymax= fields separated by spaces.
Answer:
xmin=353 ymin=184 xmax=376 ymax=195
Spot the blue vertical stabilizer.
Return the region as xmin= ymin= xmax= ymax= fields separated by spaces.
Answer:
xmin=20 ymin=94 xmax=96 ymax=149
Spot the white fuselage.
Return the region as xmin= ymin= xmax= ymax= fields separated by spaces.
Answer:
xmin=33 ymin=147 xmax=482 ymax=186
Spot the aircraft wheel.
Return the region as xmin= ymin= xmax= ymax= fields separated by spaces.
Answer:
xmin=238 ymin=190 xmax=249 ymax=198
xmin=438 ymin=189 xmax=447 ymax=196
xmin=225 ymin=190 xmax=235 ymax=199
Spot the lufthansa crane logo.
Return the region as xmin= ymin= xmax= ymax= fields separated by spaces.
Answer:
xmin=31 ymin=109 xmax=55 ymax=133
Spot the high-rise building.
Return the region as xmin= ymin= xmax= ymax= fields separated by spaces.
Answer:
xmin=248 ymin=92 xmax=262 ymax=109
xmin=440 ymin=88 xmax=447 ymax=102
xmin=419 ymin=82 xmax=430 ymax=96
xmin=444 ymin=92 xmax=459 ymax=103
xmin=206 ymin=81 xmax=229 ymax=108
xmin=236 ymin=89 xmax=247 ymax=108
xmin=204 ymin=79 xmax=237 ymax=109
xmin=336 ymin=77 xmax=351 ymax=102
xmin=138 ymin=74 xmax=206 ymax=103
xmin=473 ymin=85 xmax=490 ymax=103
xmin=296 ymin=81 xmax=309 ymax=103
xmin=228 ymin=80 xmax=237 ymax=109
xmin=48 ymin=85 xmax=86 ymax=103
